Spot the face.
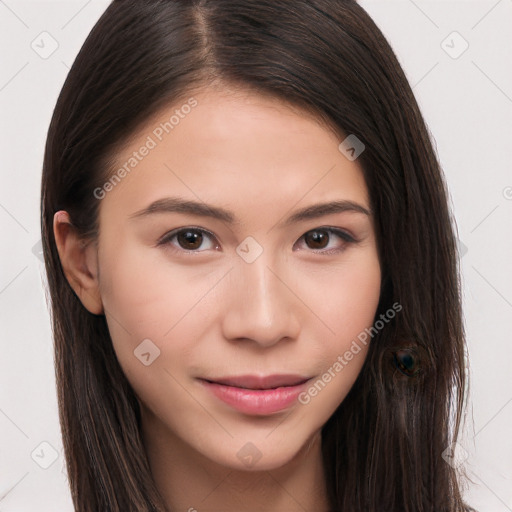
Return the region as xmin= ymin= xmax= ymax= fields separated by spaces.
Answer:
xmin=85 ymin=87 xmax=381 ymax=470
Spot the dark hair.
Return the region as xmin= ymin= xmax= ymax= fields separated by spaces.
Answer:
xmin=41 ymin=0 xmax=472 ymax=510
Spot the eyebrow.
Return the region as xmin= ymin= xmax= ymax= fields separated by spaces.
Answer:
xmin=129 ymin=196 xmax=372 ymax=226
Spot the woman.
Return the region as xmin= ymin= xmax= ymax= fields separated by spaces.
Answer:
xmin=41 ymin=0 xmax=473 ymax=510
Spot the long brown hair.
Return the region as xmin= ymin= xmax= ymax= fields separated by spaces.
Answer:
xmin=40 ymin=0 xmax=473 ymax=510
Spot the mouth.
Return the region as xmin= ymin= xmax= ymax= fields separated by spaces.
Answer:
xmin=197 ymin=374 xmax=312 ymax=415
xmin=200 ymin=374 xmax=311 ymax=390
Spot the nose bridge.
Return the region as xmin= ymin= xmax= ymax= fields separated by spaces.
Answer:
xmin=221 ymin=249 xmax=300 ymax=346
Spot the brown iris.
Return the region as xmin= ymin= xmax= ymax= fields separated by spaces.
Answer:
xmin=177 ymin=230 xmax=203 ymax=250
xmin=304 ymin=230 xmax=330 ymax=250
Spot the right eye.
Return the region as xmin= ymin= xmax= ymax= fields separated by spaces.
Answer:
xmin=157 ymin=227 xmax=220 ymax=253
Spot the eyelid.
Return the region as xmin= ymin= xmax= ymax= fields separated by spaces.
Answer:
xmin=315 ymin=226 xmax=357 ymax=243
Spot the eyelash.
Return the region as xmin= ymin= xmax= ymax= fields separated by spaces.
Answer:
xmin=156 ymin=226 xmax=358 ymax=256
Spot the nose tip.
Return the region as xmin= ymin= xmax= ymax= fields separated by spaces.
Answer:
xmin=220 ymin=259 xmax=301 ymax=347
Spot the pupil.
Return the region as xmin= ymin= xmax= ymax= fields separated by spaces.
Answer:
xmin=305 ymin=230 xmax=328 ymax=249
xmin=178 ymin=230 xmax=202 ymax=249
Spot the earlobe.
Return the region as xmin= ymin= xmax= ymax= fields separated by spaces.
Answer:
xmin=53 ymin=210 xmax=104 ymax=315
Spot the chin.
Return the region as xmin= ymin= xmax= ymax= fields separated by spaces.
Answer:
xmin=200 ymin=432 xmax=315 ymax=472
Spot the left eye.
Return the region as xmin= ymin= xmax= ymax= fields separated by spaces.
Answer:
xmin=157 ymin=227 xmax=356 ymax=254
xmin=296 ymin=227 xmax=356 ymax=254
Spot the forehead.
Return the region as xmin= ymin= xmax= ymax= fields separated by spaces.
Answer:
xmin=98 ymin=88 xmax=370 ymax=225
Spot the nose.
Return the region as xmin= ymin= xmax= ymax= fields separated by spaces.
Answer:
xmin=221 ymin=253 xmax=301 ymax=348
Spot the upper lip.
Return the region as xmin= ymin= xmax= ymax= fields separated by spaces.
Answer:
xmin=200 ymin=374 xmax=311 ymax=390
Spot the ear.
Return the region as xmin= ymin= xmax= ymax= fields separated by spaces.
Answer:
xmin=53 ymin=210 xmax=104 ymax=315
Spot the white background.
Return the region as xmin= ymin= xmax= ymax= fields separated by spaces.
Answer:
xmin=0 ymin=1 xmax=511 ymax=510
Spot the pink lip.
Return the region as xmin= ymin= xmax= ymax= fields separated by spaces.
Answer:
xmin=198 ymin=374 xmax=311 ymax=415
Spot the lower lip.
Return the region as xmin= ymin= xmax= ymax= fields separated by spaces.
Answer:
xmin=199 ymin=379 xmax=309 ymax=415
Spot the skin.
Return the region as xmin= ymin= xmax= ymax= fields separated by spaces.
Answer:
xmin=54 ymin=85 xmax=382 ymax=511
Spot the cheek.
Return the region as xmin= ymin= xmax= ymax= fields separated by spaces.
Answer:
xmin=99 ymin=238 xmax=216 ymax=336
xmin=97 ymin=241 xmax=194 ymax=363
xmin=97 ymin=244 xmax=212 ymax=418
xmin=305 ymin=248 xmax=382 ymax=345
xmin=300 ymin=250 xmax=381 ymax=399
